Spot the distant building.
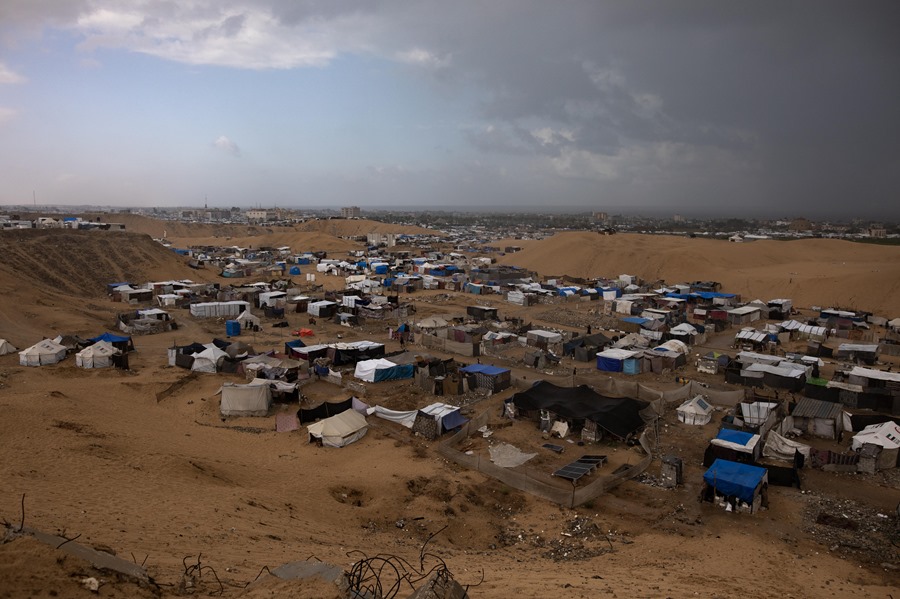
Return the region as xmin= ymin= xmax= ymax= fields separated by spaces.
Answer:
xmin=869 ymin=227 xmax=886 ymax=238
xmin=341 ymin=206 xmax=361 ymax=219
xmin=673 ymin=214 xmax=685 ymax=223
xmin=592 ymin=211 xmax=609 ymax=223
xmin=246 ymin=209 xmax=274 ymax=223
xmin=367 ymin=232 xmax=396 ymax=247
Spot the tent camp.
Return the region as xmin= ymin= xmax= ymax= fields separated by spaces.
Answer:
xmin=0 ymin=339 xmax=16 ymax=356
xmin=676 ymin=396 xmax=713 ymax=425
xmin=219 ymin=380 xmax=272 ymax=417
xmin=702 ymin=459 xmax=768 ymax=513
xmin=19 ymin=339 xmax=67 ymax=366
xmin=307 ymin=409 xmax=368 ymax=448
xmin=354 ymin=358 xmax=414 ymax=383
xmin=75 ymin=341 xmax=120 ymax=369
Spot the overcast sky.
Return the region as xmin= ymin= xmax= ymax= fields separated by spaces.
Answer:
xmin=1 ymin=1 xmax=898 ymax=218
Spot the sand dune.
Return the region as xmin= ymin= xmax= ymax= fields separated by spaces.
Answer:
xmin=497 ymin=232 xmax=900 ymax=315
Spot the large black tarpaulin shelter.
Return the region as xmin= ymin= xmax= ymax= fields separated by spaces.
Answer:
xmin=508 ymin=381 xmax=648 ymax=440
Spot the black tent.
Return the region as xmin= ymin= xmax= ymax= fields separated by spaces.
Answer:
xmin=509 ymin=381 xmax=648 ymax=440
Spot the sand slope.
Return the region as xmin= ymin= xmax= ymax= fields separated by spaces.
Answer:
xmin=497 ymin=232 xmax=900 ymax=315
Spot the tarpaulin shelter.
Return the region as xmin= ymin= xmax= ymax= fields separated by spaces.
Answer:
xmin=307 ymin=410 xmax=368 ymax=448
xmin=458 ymin=363 xmax=511 ymax=392
xmin=702 ymin=459 xmax=768 ymax=512
xmin=509 ymin=380 xmax=648 ymax=440
xmin=219 ymin=380 xmax=272 ymax=417
xmin=88 ymin=332 xmax=135 ymax=353
xmin=705 ymin=428 xmax=762 ymax=465
xmin=412 ymin=403 xmax=468 ymax=440
xmin=354 ymin=358 xmax=414 ymax=382
xmin=596 ymin=348 xmax=637 ymax=372
xmin=298 ymin=397 xmax=353 ymax=424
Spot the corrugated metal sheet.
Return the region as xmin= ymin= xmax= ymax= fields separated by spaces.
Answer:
xmin=791 ymin=397 xmax=842 ymax=420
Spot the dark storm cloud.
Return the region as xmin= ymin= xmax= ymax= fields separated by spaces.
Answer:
xmin=377 ymin=0 xmax=900 ymax=215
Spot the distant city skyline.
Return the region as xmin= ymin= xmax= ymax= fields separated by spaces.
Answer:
xmin=1 ymin=2 xmax=898 ymax=218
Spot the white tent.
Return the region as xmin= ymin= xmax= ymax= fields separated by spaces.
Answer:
xmin=191 ymin=344 xmax=228 ymax=373
xmin=676 ymin=395 xmax=713 ymax=425
xmin=19 ymin=339 xmax=67 ymax=367
xmin=219 ymin=381 xmax=272 ymax=417
xmin=354 ymin=358 xmax=398 ymax=382
xmin=307 ymin=410 xmax=368 ymax=448
xmin=0 ymin=339 xmax=17 ymax=356
xmin=235 ymin=310 xmax=261 ymax=329
xmin=851 ymin=421 xmax=900 ymax=451
xmin=75 ymin=341 xmax=120 ymax=369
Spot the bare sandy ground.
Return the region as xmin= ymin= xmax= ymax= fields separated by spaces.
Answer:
xmin=1 ymin=223 xmax=898 ymax=597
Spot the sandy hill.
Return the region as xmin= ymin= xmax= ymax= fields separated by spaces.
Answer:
xmin=0 ymin=229 xmax=218 ymax=344
xmin=496 ymin=231 xmax=900 ymax=316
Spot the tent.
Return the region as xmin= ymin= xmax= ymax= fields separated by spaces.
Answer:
xmin=0 ymin=339 xmax=17 ymax=356
xmin=851 ymin=421 xmax=900 ymax=451
xmin=19 ymin=339 xmax=67 ymax=366
xmin=676 ymin=396 xmax=713 ymax=425
xmin=236 ymin=310 xmax=261 ymax=330
xmin=412 ymin=403 xmax=468 ymax=440
xmin=458 ymin=363 xmax=511 ymax=392
xmin=354 ymin=358 xmax=414 ymax=383
xmin=75 ymin=340 xmax=120 ymax=369
xmin=191 ymin=344 xmax=228 ymax=373
xmin=702 ymin=459 xmax=768 ymax=512
xmin=307 ymin=409 xmax=368 ymax=448
xmin=596 ymin=348 xmax=637 ymax=372
xmin=509 ymin=380 xmax=648 ymax=440
xmin=706 ymin=429 xmax=762 ymax=464
xmin=88 ymin=332 xmax=135 ymax=353
xmin=219 ymin=380 xmax=272 ymax=417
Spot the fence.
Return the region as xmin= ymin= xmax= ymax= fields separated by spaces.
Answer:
xmin=436 ymin=408 xmax=654 ymax=508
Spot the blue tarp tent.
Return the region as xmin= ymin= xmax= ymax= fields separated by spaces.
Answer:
xmin=459 ymin=364 xmax=507 ymax=376
xmin=289 ymin=266 xmax=301 ymax=275
xmin=88 ymin=332 xmax=134 ymax=352
xmin=595 ymin=349 xmax=635 ymax=373
xmin=716 ymin=428 xmax=755 ymax=446
xmin=703 ymin=459 xmax=767 ymax=506
xmin=285 ymin=339 xmax=306 ymax=356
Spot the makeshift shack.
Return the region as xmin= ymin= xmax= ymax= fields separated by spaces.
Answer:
xmin=701 ymin=459 xmax=768 ymax=513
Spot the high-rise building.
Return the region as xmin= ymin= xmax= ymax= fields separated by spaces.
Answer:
xmin=341 ymin=206 xmax=361 ymax=218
